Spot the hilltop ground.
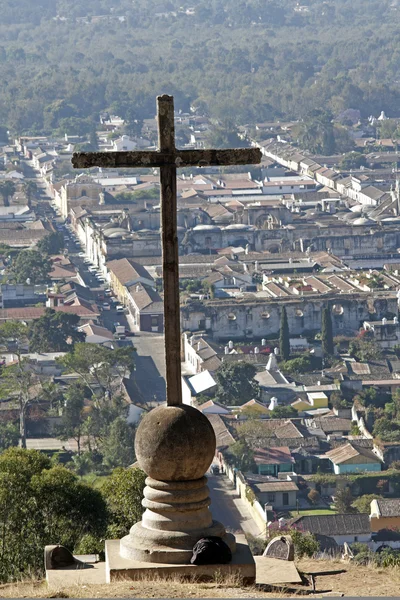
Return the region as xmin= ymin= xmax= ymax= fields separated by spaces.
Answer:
xmin=1 ymin=558 xmax=400 ymax=597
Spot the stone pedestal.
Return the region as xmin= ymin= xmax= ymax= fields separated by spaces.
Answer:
xmin=120 ymin=476 xmax=235 ymax=564
xmin=106 ymin=403 xmax=244 ymax=574
xmin=106 ymin=535 xmax=255 ymax=584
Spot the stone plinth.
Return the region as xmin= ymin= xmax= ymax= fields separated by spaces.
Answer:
xmin=120 ymin=476 xmax=235 ymax=564
xmin=122 ymin=404 xmax=237 ymax=565
xmin=106 ymin=535 xmax=255 ymax=584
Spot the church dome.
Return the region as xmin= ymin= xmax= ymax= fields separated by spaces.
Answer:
xmin=103 ymin=227 xmax=130 ymax=238
xmin=193 ymin=224 xmax=221 ymax=232
xmin=224 ymin=223 xmax=251 ymax=231
xmin=103 ymin=221 xmax=121 ymax=230
xmin=349 ymin=204 xmax=364 ymax=213
xmin=353 ymin=217 xmax=373 ymax=226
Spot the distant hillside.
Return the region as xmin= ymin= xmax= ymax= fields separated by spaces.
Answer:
xmin=0 ymin=0 xmax=399 ymax=135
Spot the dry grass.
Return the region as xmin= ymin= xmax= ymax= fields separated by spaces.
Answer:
xmin=2 ymin=559 xmax=400 ymax=597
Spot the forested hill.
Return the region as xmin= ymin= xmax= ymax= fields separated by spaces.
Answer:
xmin=1 ymin=0 xmax=400 ymax=135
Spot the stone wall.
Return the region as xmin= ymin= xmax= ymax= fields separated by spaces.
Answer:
xmin=181 ymin=294 xmax=398 ymax=340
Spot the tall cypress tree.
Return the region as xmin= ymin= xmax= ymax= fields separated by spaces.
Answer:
xmin=279 ymin=306 xmax=290 ymax=361
xmin=322 ymin=306 xmax=334 ymax=357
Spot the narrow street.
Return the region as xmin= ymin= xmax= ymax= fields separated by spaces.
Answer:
xmin=208 ymin=471 xmax=265 ymax=538
xmin=129 ymin=332 xmax=166 ymax=403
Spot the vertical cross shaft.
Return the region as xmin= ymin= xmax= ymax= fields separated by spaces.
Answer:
xmin=157 ymin=95 xmax=182 ymax=407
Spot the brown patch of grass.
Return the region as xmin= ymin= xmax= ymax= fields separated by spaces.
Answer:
xmin=2 ymin=558 xmax=400 ymax=597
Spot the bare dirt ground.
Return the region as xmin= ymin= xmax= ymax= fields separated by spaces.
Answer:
xmin=1 ymin=559 xmax=400 ymax=597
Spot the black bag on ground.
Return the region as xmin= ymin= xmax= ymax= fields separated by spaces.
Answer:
xmin=190 ymin=536 xmax=232 ymax=565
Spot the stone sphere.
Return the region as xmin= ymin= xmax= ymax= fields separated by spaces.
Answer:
xmin=135 ymin=404 xmax=216 ymax=481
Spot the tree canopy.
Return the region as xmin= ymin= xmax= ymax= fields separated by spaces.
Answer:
xmin=29 ymin=308 xmax=84 ymax=352
xmin=279 ymin=307 xmax=290 ymax=361
xmin=0 ymin=448 xmax=107 ymax=583
xmin=214 ymin=362 xmax=259 ymax=406
xmin=0 ymin=0 xmax=398 ymax=139
xmin=9 ymin=249 xmax=52 ymax=284
xmin=36 ymin=232 xmax=65 ymax=255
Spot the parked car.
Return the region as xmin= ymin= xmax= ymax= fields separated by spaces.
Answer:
xmin=102 ymin=302 xmax=110 ymax=310
xmin=210 ymin=465 xmax=220 ymax=475
xmin=116 ymin=305 xmax=125 ymax=312
xmin=78 ymin=252 xmax=86 ymax=258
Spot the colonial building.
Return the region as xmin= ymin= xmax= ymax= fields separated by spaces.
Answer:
xmin=126 ymin=283 xmax=163 ymax=332
xmin=54 ymin=174 xmax=103 ymax=219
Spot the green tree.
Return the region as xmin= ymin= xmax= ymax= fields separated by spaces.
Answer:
xmin=206 ymin=120 xmax=247 ymax=149
xmin=279 ymin=307 xmax=290 ymax=361
xmin=280 ymin=355 xmax=312 ymax=375
xmin=10 ymin=249 xmax=51 ymax=284
xmin=228 ymin=439 xmax=255 ymax=471
xmin=55 ymin=383 xmax=89 ymax=456
xmin=307 ymin=488 xmax=320 ymax=505
xmin=101 ymin=417 xmax=135 ymax=469
xmin=321 ymin=306 xmax=334 ymax=357
xmin=0 ymin=421 xmax=19 ymax=451
xmin=59 ymin=343 xmax=135 ymax=400
xmin=29 ymin=308 xmax=84 ymax=352
xmin=349 ymin=338 xmax=382 ymax=362
xmin=36 ymin=232 xmax=65 ymax=255
xmin=295 ymin=110 xmax=336 ymax=155
xmin=352 ymin=494 xmax=383 ymax=514
xmin=334 ymin=487 xmax=357 ymax=513
xmin=0 ymin=321 xmax=31 ymax=448
xmin=340 ymin=152 xmax=367 ymax=170
xmin=214 ymin=362 xmax=259 ymax=406
xmin=89 ymin=127 xmax=99 ymax=150
xmin=101 ymin=467 xmax=146 ymax=539
xmin=0 ymin=448 xmax=107 ymax=583
xmin=23 ymin=180 xmax=38 ymax=202
xmin=0 ymin=181 xmax=15 ymax=206
xmin=270 ymin=405 xmax=297 ymax=418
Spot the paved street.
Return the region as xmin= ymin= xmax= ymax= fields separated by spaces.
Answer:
xmin=208 ymin=471 xmax=265 ymax=538
xmin=129 ymin=332 xmax=166 ymax=402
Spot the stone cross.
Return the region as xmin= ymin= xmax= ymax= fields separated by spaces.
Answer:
xmin=73 ymin=95 xmax=261 ymax=407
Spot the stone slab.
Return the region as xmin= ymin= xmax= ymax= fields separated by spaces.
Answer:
xmin=105 ymin=534 xmax=255 ymax=584
xmin=254 ymin=556 xmax=302 ymax=585
xmin=46 ymin=562 xmax=106 ymax=587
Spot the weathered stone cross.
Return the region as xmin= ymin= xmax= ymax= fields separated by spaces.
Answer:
xmin=73 ymin=95 xmax=261 ymax=407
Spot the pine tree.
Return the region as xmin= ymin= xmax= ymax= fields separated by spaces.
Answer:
xmin=279 ymin=306 xmax=290 ymax=361
xmin=322 ymin=306 xmax=334 ymax=357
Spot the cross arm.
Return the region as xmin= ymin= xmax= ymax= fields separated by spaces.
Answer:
xmin=72 ymin=148 xmax=262 ymax=170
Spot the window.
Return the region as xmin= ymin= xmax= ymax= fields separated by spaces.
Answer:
xmin=282 ymin=492 xmax=289 ymax=506
xmin=267 ymin=493 xmax=275 ymax=503
xmin=151 ymin=316 xmax=158 ymax=327
xmin=354 ymin=536 xmax=358 ymax=542
xmin=81 ymin=189 xmax=87 ymax=196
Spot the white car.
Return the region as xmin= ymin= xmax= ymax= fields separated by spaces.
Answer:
xmin=78 ymin=252 xmax=86 ymax=258
xmin=116 ymin=305 xmax=125 ymax=312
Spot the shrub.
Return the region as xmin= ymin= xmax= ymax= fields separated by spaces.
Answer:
xmin=246 ymin=534 xmax=267 ymax=556
xmin=307 ymin=488 xmax=320 ymax=505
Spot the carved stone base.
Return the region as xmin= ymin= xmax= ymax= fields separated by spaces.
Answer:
xmin=120 ymin=476 xmax=235 ymax=564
